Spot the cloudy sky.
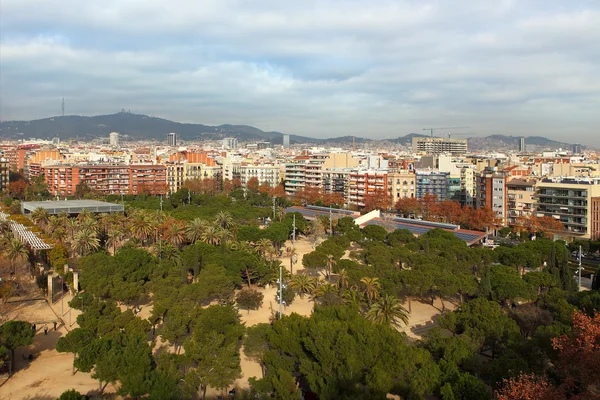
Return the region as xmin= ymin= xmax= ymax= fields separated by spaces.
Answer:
xmin=1 ymin=1 xmax=599 ymax=144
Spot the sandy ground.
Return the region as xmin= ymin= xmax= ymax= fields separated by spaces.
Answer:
xmin=0 ymin=285 xmax=116 ymax=400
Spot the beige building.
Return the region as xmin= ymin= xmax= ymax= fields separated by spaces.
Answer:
xmin=506 ymin=178 xmax=537 ymax=225
xmin=166 ymin=163 xmax=187 ymax=194
xmin=388 ymin=170 xmax=416 ymax=200
xmin=412 ymin=137 xmax=468 ymax=155
xmin=240 ymin=163 xmax=281 ymax=188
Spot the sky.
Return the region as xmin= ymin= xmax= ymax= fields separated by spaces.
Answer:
xmin=1 ymin=0 xmax=599 ymax=145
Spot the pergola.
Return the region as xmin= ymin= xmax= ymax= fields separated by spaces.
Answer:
xmin=21 ymin=200 xmax=124 ymax=216
xmin=0 ymin=211 xmax=53 ymax=251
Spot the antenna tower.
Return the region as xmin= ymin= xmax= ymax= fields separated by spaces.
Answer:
xmin=62 ymin=98 xmax=65 ymax=116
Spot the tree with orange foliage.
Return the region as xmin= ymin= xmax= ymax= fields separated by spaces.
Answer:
xmin=420 ymin=193 xmax=438 ymax=218
xmin=362 ymin=188 xmax=391 ymax=212
xmin=394 ymin=197 xmax=422 ymax=217
xmin=269 ymin=185 xmax=286 ymax=198
xmin=7 ymin=180 xmax=27 ymax=200
xmin=433 ymin=200 xmax=464 ymax=224
xmin=322 ymin=192 xmax=345 ymax=208
xmin=246 ymin=177 xmax=260 ymax=193
xmin=295 ymin=185 xmax=323 ymax=205
xmin=222 ymin=178 xmax=242 ymax=194
xmin=496 ymin=310 xmax=600 ymax=400
xmin=552 ymin=310 xmax=600 ymax=395
xmin=496 ymin=373 xmax=559 ymax=400
xmin=258 ymin=183 xmax=272 ymax=194
xmin=461 ymin=206 xmax=501 ymax=231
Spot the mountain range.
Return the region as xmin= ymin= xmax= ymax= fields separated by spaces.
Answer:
xmin=0 ymin=112 xmax=577 ymax=150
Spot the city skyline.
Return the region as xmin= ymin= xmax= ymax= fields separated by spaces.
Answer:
xmin=1 ymin=0 xmax=599 ymax=146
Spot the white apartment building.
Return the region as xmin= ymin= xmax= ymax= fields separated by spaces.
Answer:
xmin=240 ymin=163 xmax=281 ymax=188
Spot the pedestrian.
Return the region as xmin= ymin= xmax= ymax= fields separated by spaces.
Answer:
xmin=32 ymin=323 xmax=37 ymax=333
xmin=53 ymin=321 xmax=57 ymax=331
xmin=44 ymin=325 xmax=48 ymax=335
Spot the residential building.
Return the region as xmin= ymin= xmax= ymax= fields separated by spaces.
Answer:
xmin=388 ymin=170 xmax=416 ymax=200
xmin=167 ymin=132 xmax=177 ymax=147
xmin=109 ymin=132 xmax=120 ymax=147
xmin=323 ymin=169 xmax=352 ymax=205
xmin=592 ymin=197 xmax=600 ymax=240
xmin=536 ymin=177 xmax=600 ymax=239
xmin=477 ymin=170 xmax=507 ymax=225
xmin=166 ymin=162 xmax=186 ymax=193
xmin=129 ymin=165 xmax=168 ymax=194
xmin=0 ymin=158 xmax=9 ymax=192
xmin=348 ymin=170 xmax=388 ymax=208
xmin=506 ymin=178 xmax=537 ymax=225
xmin=412 ymin=137 xmax=468 ymax=155
xmin=459 ymin=167 xmax=476 ymax=207
xmin=240 ymin=163 xmax=280 ymax=188
xmin=519 ymin=137 xmax=526 ymax=152
xmin=415 ymin=170 xmax=449 ymax=200
xmin=222 ymin=137 xmax=238 ymax=150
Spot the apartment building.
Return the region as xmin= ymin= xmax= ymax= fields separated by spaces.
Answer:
xmin=0 ymin=158 xmax=9 ymax=192
xmin=536 ymin=177 xmax=600 ymax=239
xmin=415 ymin=170 xmax=449 ymax=200
xmin=166 ymin=163 xmax=186 ymax=193
xmin=592 ymin=197 xmax=600 ymax=240
xmin=323 ymin=169 xmax=352 ymax=203
xmin=40 ymin=164 xmax=167 ymax=196
xmin=284 ymin=153 xmax=354 ymax=197
xmin=477 ymin=170 xmax=507 ymax=225
xmin=459 ymin=167 xmax=476 ymax=207
xmin=4 ymin=148 xmax=29 ymax=171
xmin=412 ymin=137 xmax=468 ymax=155
xmin=348 ymin=170 xmax=388 ymax=208
xmin=506 ymin=178 xmax=537 ymax=225
xmin=388 ymin=170 xmax=416 ymax=200
xmin=240 ymin=163 xmax=280 ymax=188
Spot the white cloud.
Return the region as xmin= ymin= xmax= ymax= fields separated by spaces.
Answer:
xmin=0 ymin=0 xmax=599 ymax=145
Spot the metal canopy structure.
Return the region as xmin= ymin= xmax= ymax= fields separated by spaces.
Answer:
xmin=0 ymin=211 xmax=52 ymax=250
xmin=21 ymin=200 xmax=124 ymax=216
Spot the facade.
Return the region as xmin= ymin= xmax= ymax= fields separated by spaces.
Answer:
xmin=129 ymin=165 xmax=167 ymax=194
xmin=506 ymin=178 xmax=537 ymax=225
xmin=4 ymin=148 xmax=29 ymax=171
xmin=44 ymin=165 xmax=82 ymax=197
xmin=415 ymin=170 xmax=449 ymax=200
xmin=519 ymin=137 xmax=526 ymax=152
xmin=388 ymin=170 xmax=416 ymax=201
xmin=459 ymin=167 xmax=476 ymax=207
xmin=477 ymin=171 xmax=507 ymax=225
xmin=323 ymin=169 xmax=352 ymax=205
xmin=222 ymin=138 xmax=238 ymax=150
xmin=109 ymin=132 xmax=120 ymax=147
xmin=412 ymin=137 xmax=468 ymax=155
xmin=167 ymin=132 xmax=177 ymax=147
xmin=282 ymin=134 xmax=290 ymax=149
xmin=348 ymin=170 xmax=388 ymax=208
xmin=592 ymin=197 xmax=600 ymax=240
xmin=166 ymin=163 xmax=186 ymax=193
xmin=240 ymin=163 xmax=280 ymax=188
xmin=0 ymin=158 xmax=9 ymax=192
xmin=536 ymin=177 xmax=600 ymax=238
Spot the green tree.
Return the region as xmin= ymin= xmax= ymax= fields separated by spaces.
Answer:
xmin=236 ymin=289 xmax=264 ymax=313
xmin=0 ymin=320 xmax=34 ymax=373
xmin=56 ymin=328 xmax=96 ymax=375
xmin=58 ymin=389 xmax=88 ymax=400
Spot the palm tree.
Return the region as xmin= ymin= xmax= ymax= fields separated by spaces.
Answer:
xmin=255 ymin=238 xmax=274 ymax=259
xmin=71 ymin=228 xmax=100 ymax=257
xmin=214 ymin=211 xmax=235 ymax=231
xmin=30 ymin=207 xmax=50 ymax=229
xmin=366 ymin=294 xmax=410 ymax=328
xmin=326 ymin=254 xmax=337 ymax=281
xmin=106 ymin=229 xmax=123 ymax=254
xmin=65 ymin=219 xmax=79 ymax=240
xmin=163 ymin=221 xmax=187 ymax=247
xmin=79 ymin=216 xmax=99 ymax=233
xmin=265 ymin=260 xmax=290 ymax=286
xmin=342 ymin=288 xmax=366 ymax=309
xmin=289 ymin=274 xmax=317 ymax=298
xmin=47 ymin=215 xmax=62 ymax=235
xmin=77 ymin=209 xmax=93 ymax=222
xmin=218 ymin=227 xmax=234 ymax=245
xmin=51 ymin=228 xmax=68 ymax=245
xmin=155 ymin=241 xmax=181 ymax=264
xmin=129 ymin=213 xmax=153 ymax=244
xmin=3 ymin=239 xmax=29 ymax=275
xmin=360 ymin=277 xmax=381 ymax=306
xmin=200 ymin=225 xmax=221 ymax=246
xmin=228 ymin=240 xmax=252 ymax=253
xmin=337 ymin=268 xmax=349 ymax=289
xmin=312 ymin=282 xmax=338 ymax=301
xmin=288 ymin=247 xmax=298 ymax=275
xmin=186 ymin=218 xmax=208 ymax=243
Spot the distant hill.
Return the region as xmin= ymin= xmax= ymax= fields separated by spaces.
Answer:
xmin=0 ymin=113 xmax=579 ymax=150
xmin=388 ymin=133 xmax=429 ymax=145
xmin=468 ymin=135 xmax=573 ymax=151
xmin=0 ymin=112 xmax=318 ymax=143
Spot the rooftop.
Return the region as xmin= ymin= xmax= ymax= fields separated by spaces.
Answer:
xmin=21 ymin=200 xmax=124 ymax=215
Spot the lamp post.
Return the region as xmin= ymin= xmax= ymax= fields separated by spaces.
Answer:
xmin=292 ymin=214 xmax=296 ymax=245
xmin=279 ymin=266 xmax=283 ymax=319
xmin=272 ymin=196 xmax=276 ymax=220
xmin=578 ymin=245 xmax=582 ymax=291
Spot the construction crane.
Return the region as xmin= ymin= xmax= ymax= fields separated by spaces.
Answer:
xmin=422 ymin=127 xmax=470 ymax=138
